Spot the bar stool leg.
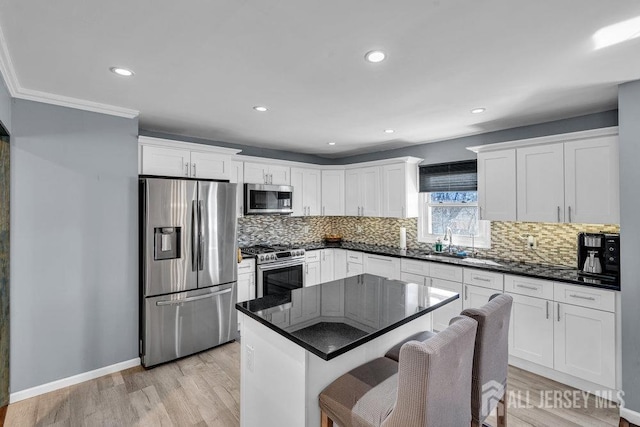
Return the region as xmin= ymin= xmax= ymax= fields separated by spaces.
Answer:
xmin=321 ymin=410 xmax=334 ymax=427
xmin=497 ymin=386 xmax=507 ymax=427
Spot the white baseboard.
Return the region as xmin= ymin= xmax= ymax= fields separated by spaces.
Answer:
xmin=9 ymin=358 xmax=140 ymax=403
xmin=621 ymin=406 xmax=640 ymax=425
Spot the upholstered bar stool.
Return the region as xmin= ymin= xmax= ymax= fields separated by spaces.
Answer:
xmin=318 ymin=316 xmax=478 ymax=427
xmin=461 ymin=294 xmax=513 ymax=427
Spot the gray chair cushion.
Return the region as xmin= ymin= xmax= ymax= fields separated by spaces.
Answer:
xmin=384 ymin=330 xmax=436 ymax=362
xmin=461 ymin=293 xmax=513 ymax=424
xmin=319 ymin=357 xmax=399 ymax=427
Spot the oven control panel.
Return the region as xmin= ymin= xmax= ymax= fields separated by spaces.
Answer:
xmin=257 ymin=249 xmax=305 ymax=264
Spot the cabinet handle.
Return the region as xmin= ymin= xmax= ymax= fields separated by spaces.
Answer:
xmin=430 ymin=278 xmax=433 ymax=286
xmin=347 ymin=263 xmax=350 ymax=274
xmin=479 ymin=206 xmax=483 ymax=220
xmin=569 ymin=294 xmax=596 ymax=301
xmin=401 ymin=206 xmax=405 ymax=217
xmin=322 ymin=251 xmax=325 ymax=261
xmin=473 ymin=276 xmax=491 ymax=282
xmin=546 ymin=300 xmax=549 ymax=319
xmin=306 ymin=264 xmax=309 ymax=274
xmin=557 ymin=206 xmax=561 ymax=222
xmin=516 ymin=284 xmax=538 ymax=291
xmin=465 ymin=285 xmax=468 ymax=300
xmin=568 ymin=206 xmax=572 ymax=223
xmin=192 ymin=163 xmax=196 ymax=177
xmin=557 ymin=303 xmax=561 ymax=322
xmin=322 ymin=206 xmax=325 ymax=216
xmin=184 ymin=162 xmax=190 ymax=177
xmin=270 ymin=173 xmax=274 ymax=184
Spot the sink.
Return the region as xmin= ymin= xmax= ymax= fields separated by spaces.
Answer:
xmin=460 ymin=258 xmax=502 ymax=267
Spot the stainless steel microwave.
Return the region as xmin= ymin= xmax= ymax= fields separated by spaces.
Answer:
xmin=244 ymin=183 xmax=293 ymax=215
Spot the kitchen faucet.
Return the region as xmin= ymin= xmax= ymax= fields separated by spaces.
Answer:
xmin=443 ymin=227 xmax=453 ymax=253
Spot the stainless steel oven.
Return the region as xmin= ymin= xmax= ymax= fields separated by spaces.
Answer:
xmin=241 ymin=245 xmax=306 ymax=297
xmin=244 ymin=183 xmax=294 ymax=215
xmin=257 ymin=259 xmax=305 ymax=297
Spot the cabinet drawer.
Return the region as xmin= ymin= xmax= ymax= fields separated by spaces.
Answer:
xmin=305 ymin=250 xmax=321 ymax=263
xmin=554 ymin=283 xmax=615 ymax=312
xmin=346 ymin=251 xmax=363 ymax=264
xmin=430 ymin=263 xmax=463 ymax=282
xmin=401 ymin=259 xmax=431 ymax=276
xmin=463 ymin=269 xmax=504 ymax=291
xmin=237 ymin=258 xmax=255 ymax=274
xmin=504 ymin=275 xmax=553 ymax=300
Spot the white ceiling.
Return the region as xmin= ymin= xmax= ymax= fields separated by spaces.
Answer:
xmin=1 ymin=1 xmax=639 ymax=158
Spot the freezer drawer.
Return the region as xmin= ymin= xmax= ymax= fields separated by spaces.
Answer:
xmin=142 ymin=283 xmax=237 ymax=367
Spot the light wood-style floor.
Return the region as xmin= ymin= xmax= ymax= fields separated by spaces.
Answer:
xmin=4 ymin=341 xmax=619 ymax=426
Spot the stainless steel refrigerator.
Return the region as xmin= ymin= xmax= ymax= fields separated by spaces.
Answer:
xmin=139 ymin=177 xmax=238 ymax=367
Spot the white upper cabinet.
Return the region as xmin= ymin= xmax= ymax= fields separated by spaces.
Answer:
xmin=291 ymin=167 xmax=321 ymax=216
xmin=321 ymin=170 xmax=345 ymax=216
xmin=139 ymin=136 xmax=239 ymax=180
xmin=229 ymin=160 xmax=244 ymax=218
xmin=345 ymin=167 xmax=381 ymax=217
xmin=243 ymin=162 xmax=290 ymax=185
xmin=382 ymin=162 xmax=419 ymax=218
xmin=517 ymin=143 xmax=565 ymax=223
xmin=477 ymin=149 xmax=517 ymax=221
xmin=564 ymin=135 xmax=619 ymax=224
xmin=471 ymin=128 xmax=619 ymax=225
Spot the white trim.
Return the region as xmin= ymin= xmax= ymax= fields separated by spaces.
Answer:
xmin=139 ymin=136 xmax=242 ymax=155
xmin=466 ymin=126 xmax=619 ymax=153
xmin=342 ymin=156 xmax=423 ymax=169
xmin=9 ymin=358 xmax=140 ymax=403
xmin=0 ymin=24 xmax=139 ymax=119
xmin=621 ymin=407 xmax=640 ymax=425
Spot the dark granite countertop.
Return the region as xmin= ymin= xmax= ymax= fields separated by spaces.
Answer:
xmin=236 ymin=274 xmax=459 ymax=360
xmin=241 ymin=241 xmax=620 ymax=291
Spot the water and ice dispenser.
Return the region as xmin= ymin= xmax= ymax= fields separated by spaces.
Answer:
xmin=154 ymin=227 xmax=181 ymax=260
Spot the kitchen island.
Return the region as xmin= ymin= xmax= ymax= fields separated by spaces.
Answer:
xmin=235 ymin=273 xmax=459 ymax=427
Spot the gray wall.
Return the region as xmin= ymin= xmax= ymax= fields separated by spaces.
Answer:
xmin=619 ymin=80 xmax=640 ymax=414
xmin=10 ymin=99 xmax=139 ymax=392
xmin=334 ymin=110 xmax=618 ymax=165
xmin=0 ymin=75 xmax=10 ymax=133
xmin=140 ymin=129 xmax=335 ymax=165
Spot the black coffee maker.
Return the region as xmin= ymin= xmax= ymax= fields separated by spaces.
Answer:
xmin=577 ymin=232 xmax=620 ymax=280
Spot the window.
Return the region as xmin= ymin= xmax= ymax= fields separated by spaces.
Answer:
xmin=418 ymin=191 xmax=491 ymax=249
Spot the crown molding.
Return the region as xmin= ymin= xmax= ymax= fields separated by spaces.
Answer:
xmin=0 ymin=23 xmax=139 ymax=119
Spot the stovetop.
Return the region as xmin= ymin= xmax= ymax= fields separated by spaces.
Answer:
xmin=242 ymin=244 xmax=306 ymax=264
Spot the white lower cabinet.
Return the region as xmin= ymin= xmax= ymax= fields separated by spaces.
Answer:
xmin=320 ymin=249 xmax=335 ymax=283
xmin=346 ymin=251 xmax=363 ymax=278
xmin=508 ymin=293 xmax=554 ymax=369
xmin=554 ymin=302 xmax=616 ymax=388
xmin=364 ymin=254 xmax=401 ymax=280
xmin=333 ymin=249 xmax=347 ymax=280
xmin=463 ymin=284 xmax=500 ymax=310
xmin=305 ymin=261 xmax=321 ymax=287
xmin=237 ymin=259 xmax=256 ymax=332
xmin=400 ymin=272 xmax=429 ymax=286
xmin=430 ymin=278 xmax=463 ymax=332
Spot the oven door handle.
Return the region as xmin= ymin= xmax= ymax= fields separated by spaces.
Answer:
xmin=258 ymin=261 xmax=305 ymax=270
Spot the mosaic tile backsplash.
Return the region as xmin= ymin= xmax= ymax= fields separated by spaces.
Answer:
xmin=237 ymin=216 xmax=620 ymax=267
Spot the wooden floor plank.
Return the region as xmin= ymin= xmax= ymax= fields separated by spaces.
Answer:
xmin=3 ymin=341 xmax=621 ymax=426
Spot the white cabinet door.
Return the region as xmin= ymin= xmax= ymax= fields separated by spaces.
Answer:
xmin=229 ymin=161 xmax=245 ymax=218
xmin=346 ymin=261 xmax=364 ymax=277
xmin=320 ymin=249 xmax=335 ymax=283
xmin=305 ymin=261 xmax=322 ymax=287
xmin=477 ymin=149 xmax=517 ymax=221
xmin=364 ymin=254 xmax=401 ymax=280
xmin=141 ymin=145 xmax=191 ymax=177
xmin=334 ymin=249 xmax=347 ymax=280
xmin=345 ymin=169 xmax=361 ymax=216
xmin=400 ymin=272 xmax=428 ymax=286
xmin=361 ymin=167 xmax=381 ymax=217
xmin=564 ymin=135 xmax=619 ymax=224
xmin=237 ymin=273 xmax=255 ymax=303
xmin=508 ymin=293 xmax=554 ymax=368
xmin=290 ymin=168 xmax=305 ymax=216
xmin=382 ymin=163 xmax=407 ymax=218
xmin=463 ymin=284 xmax=499 ymax=309
xmin=244 ymin=162 xmax=268 ymax=183
xmin=190 ymin=151 xmax=229 ymax=180
xmin=290 ymin=286 xmax=320 ymax=325
xmin=517 ymin=143 xmax=565 ymax=222
xmin=321 ymin=170 xmax=345 ymax=216
xmin=303 ymin=169 xmax=321 ymax=216
xmin=430 ymin=278 xmax=463 ymax=332
xmin=554 ymin=302 xmax=616 ymax=388
xmin=269 ymin=165 xmax=290 ymax=185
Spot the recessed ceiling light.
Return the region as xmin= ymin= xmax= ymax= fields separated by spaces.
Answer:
xmin=110 ymin=67 xmax=134 ymax=77
xmin=471 ymin=108 xmax=486 ymax=114
xmin=253 ymin=106 xmax=268 ymax=112
xmin=328 ymin=142 xmax=336 ymax=146
xmin=384 ymin=129 xmax=395 ymax=134
xmin=365 ymin=50 xmax=386 ymax=63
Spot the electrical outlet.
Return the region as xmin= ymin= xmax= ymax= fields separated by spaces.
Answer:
xmin=303 ymin=225 xmax=309 ymax=234
xmin=527 ymin=235 xmax=537 ymax=250
xmin=356 ymin=225 xmax=363 ymax=234
xmin=246 ymin=344 xmax=254 ymax=372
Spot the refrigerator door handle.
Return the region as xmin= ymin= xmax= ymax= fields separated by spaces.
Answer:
xmin=191 ymin=200 xmax=198 ymax=271
xmin=155 ymin=288 xmax=232 ymax=306
xmin=198 ymin=200 xmax=204 ymax=271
